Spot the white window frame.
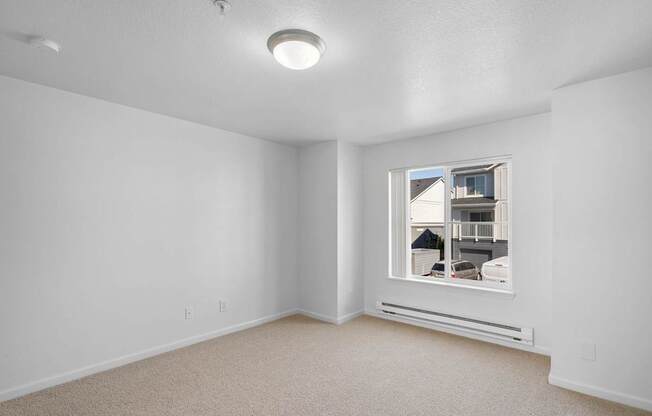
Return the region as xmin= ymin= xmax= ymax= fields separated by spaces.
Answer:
xmin=389 ymin=156 xmax=512 ymax=294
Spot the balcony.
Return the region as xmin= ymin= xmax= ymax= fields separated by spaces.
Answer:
xmin=451 ymin=221 xmax=507 ymax=242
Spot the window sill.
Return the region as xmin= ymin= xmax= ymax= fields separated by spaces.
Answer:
xmin=386 ymin=275 xmax=516 ymax=298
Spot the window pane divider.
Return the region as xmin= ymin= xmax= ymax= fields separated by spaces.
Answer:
xmin=444 ymin=166 xmax=452 ymax=281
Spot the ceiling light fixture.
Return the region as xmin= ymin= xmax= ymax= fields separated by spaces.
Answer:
xmin=267 ymin=29 xmax=325 ymax=70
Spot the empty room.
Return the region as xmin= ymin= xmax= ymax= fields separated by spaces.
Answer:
xmin=1 ymin=1 xmax=651 ymax=415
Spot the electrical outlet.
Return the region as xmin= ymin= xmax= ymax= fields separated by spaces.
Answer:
xmin=580 ymin=341 xmax=596 ymax=361
xmin=219 ymin=300 xmax=227 ymax=312
xmin=184 ymin=306 xmax=194 ymax=321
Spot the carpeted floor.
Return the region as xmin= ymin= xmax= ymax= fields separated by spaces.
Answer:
xmin=1 ymin=314 xmax=649 ymax=416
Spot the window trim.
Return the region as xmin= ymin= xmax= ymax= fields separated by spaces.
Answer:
xmin=390 ymin=156 xmax=513 ymax=294
xmin=387 ymin=275 xmax=516 ymax=297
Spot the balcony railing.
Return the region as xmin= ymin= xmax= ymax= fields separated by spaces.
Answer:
xmin=451 ymin=221 xmax=507 ymax=242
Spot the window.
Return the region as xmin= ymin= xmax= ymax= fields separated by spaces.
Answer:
xmin=469 ymin=211 xmax=493 ymax=222
xmin=465 ymin=175 xmax=486 ymax=196
xmin=389 ymin=158 xmax=511 ymax=291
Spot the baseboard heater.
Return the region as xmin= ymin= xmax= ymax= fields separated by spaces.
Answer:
xmin=376 ymin=301 xmax=533 ymax=346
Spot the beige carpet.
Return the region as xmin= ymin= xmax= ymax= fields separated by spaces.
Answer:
xmin=1 ymin=314 xmax=649 ymax=416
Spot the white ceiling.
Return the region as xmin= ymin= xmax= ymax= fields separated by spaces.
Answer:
xmin=1 ymin=1 xmax=652 ymax=145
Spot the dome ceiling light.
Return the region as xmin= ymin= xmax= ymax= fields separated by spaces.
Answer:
xmin=267 ymin=29 xmax=326 ymax=70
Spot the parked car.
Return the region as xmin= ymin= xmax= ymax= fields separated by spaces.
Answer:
xmin=431 ymin=260 xmax=480 ymax=280
xmin=481 ymin=256 xmax=510 ymax=284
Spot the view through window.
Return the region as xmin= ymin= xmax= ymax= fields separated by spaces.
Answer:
xmin=393 ymin=158 xmax=511 ymax=290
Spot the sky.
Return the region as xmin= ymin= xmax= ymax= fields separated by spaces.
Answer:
xmin=410 ymin=167 xmax=444 ymax=180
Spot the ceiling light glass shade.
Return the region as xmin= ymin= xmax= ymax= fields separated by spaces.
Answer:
xmin=267 ymin=29 xmax=325 ymax=70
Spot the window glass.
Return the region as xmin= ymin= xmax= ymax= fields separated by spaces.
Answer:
xmin=408 ymin=167 xmax=445 ymax=277
xmin=465 ymin=175 xmax=486 ymax=196
xmin=450 ymin=164 xmax=509 ymax=287
xmin=476 ymin=175 xmax=486 ymax=195
xmin=390 ymin=158 xmax=511 ymax=291
xmin=466 ymin=176 xmax=475 ymax=195
xmin=470 ymin=211 xmax=494 ymax=222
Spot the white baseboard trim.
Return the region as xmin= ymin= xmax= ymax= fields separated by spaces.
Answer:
xmin=297 ymin=309 xmax=365 ymax=325
xmin=297 ymin=309 xmax=338 ymax=324
xmin=336 ymin=310 xmax=365 ymax=325
xmin=0 ymin=308 xmax=298 ymax=403
xmin=548 ymin=374 xmax=652 ymax=412
xmin=365 ymin=309 xmax=550 ymax=356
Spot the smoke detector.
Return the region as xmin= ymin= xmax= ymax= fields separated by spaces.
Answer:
xmin=212 ymin=0 xmax=232 ymax=17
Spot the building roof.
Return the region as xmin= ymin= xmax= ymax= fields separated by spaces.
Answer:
xmin=451 ymin=197 xmax=496 ymax=206
xmin=451 ymin=163 xmax=500 ymax=175
xmin=410 ymin=177 xmax=442 ymax=200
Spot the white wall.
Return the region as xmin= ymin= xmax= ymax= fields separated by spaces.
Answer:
xmin=362 ymin=113 xmax=552 ymax=352
xmin=337 ymin=142 xmax=364 ymax=319
xmin=3 ymin=64 xmax=649 ymax=410
xmin=297 ymin=141 xmax=364 ymax=322
xmin=298 ymin=141 xmax=338 ymax=320
xmin=0 ymin=75 xmax=299 ymax=398
xmin=549 ymin=67 xmax=652 ymax=411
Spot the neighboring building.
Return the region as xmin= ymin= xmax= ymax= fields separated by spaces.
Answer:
xmin=409 ymin=176 xmax=444 ymax=243
xmin=451 ymin=163 xmax=509 ymax=267
xmin=409 ymin=164 xmax=509 ymax=270
xmin=409 ymin=177 xmax=444 ymax=274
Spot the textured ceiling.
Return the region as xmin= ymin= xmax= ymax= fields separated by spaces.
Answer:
xmin=1 ymin=0 xmax=652 ymax=145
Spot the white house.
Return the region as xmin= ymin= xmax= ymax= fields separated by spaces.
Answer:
xmin=451 ymin=163 xmax=509 ymax=242
xmin=449 ymin=163 xmax=510 ymax=269
xmin=410 ymin=176 xmax=444 ymax=243
xmin=409 ymin=165 xmax=510 ymax=270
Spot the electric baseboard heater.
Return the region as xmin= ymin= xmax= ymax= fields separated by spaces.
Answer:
xmin=376 ymin=301 xmax=533 ymax=346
